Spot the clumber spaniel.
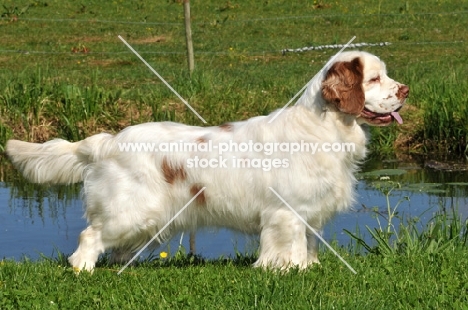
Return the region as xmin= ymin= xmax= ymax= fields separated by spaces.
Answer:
xmin=6 ymin=51 xmax=409 ymax=272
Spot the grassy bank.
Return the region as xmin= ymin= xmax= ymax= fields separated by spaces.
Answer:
xmin=1 ymin=210 xmax=468 ymax=309
xmin=1 ymin=251 xmax=467 ymax=309
xmin=0 ymin=0 xmax=467 ymax=155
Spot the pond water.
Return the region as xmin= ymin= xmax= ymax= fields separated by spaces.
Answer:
xmin=1 ymin=158 xmax=468 ymax=261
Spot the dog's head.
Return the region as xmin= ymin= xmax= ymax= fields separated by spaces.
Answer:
xmin=321 ymin=51 xmax=409 ymax=126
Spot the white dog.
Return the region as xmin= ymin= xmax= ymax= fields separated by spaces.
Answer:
xmin=6 ymin=51 xmax=409 ymax=272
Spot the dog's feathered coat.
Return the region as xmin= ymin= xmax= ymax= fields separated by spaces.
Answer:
xmin=6 ymin=51 xmax=409 ymax=271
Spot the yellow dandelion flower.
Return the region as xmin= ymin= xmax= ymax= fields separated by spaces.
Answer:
xmin=160 ymin=251 xmax=168 ymax=259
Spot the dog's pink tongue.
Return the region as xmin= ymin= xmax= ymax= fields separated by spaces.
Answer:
xmin=391 ymin=111 xmax=403 ymax=124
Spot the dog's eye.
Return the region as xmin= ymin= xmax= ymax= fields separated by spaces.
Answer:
xmin=369 ymin=76 xmax=380 ymax=83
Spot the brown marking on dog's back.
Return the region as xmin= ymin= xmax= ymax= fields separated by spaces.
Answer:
xmin=162 ymin=157 xmax=187 ymax=184
xmin=190 ymin=184 xmax=206 ymax=205
xmin=196 ymin=136 xmax=207 ymax=144
xmin=219 ymin=123 xmax=233 ymax=131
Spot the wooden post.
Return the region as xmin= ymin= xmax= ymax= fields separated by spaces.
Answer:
xmin=189 ymin=231 xmax=196 ymax=254
xmin=184 ymin=0 xmax=195 ymax=76
xmin=184 ymin=0 xmax=196 ymax=250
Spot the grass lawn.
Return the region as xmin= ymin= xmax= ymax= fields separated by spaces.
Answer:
xmin=1 ymin=249 xmax=468 ymax=309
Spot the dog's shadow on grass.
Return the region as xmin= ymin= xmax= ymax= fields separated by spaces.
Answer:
xmin=48 ymin=248 xmax=257 ymax=271
xmin=95 ymin=252 xmax=259 ymax=270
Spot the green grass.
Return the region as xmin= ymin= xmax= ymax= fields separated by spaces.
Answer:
xmin=0 ymin=0 xmax=467 ymax=154
xmin=1 ymin=238 xmax=468 ymax=308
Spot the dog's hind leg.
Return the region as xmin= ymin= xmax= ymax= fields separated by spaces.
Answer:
xmin=109 ymin=248 xmax=134 ymax=265
xmin=68 ymin=226 xmax=105 ymax=272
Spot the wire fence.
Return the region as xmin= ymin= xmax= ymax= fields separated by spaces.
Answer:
xmin=0 ymin=42 xmax=465 ymax=56
xmin=0 ymin=42 xmax=465 ymax=57
xmin=0 ymin=41 xmax=466 ymax=56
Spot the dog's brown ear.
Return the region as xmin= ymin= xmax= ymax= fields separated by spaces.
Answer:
xmin=321 ymin=57 xmax=365 ymax=115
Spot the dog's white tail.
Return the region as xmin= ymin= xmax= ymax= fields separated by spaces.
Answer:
xmin=6 ymin=133 xmax=113 ymax=184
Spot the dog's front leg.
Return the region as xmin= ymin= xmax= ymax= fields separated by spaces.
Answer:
xmin=253 ymin=208 xmax=308 ymax=270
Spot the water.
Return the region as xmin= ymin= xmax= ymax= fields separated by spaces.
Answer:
xmin=1 ymin=159 xmax=467 ymax=261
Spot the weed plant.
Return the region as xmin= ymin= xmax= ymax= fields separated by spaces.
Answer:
xmin=346 ymin=179 xmax=468 ymax=256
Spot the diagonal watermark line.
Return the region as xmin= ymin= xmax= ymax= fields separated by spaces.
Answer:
xmin=268 ymin=187 xmax=357 ymax=274
xmin=118 ymin=35 xmax=207 ymax=124
xmin=117 ymin=186 xmax=206 ymax=275
xmin=267 ymin=36 xmax=356 ymax=124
